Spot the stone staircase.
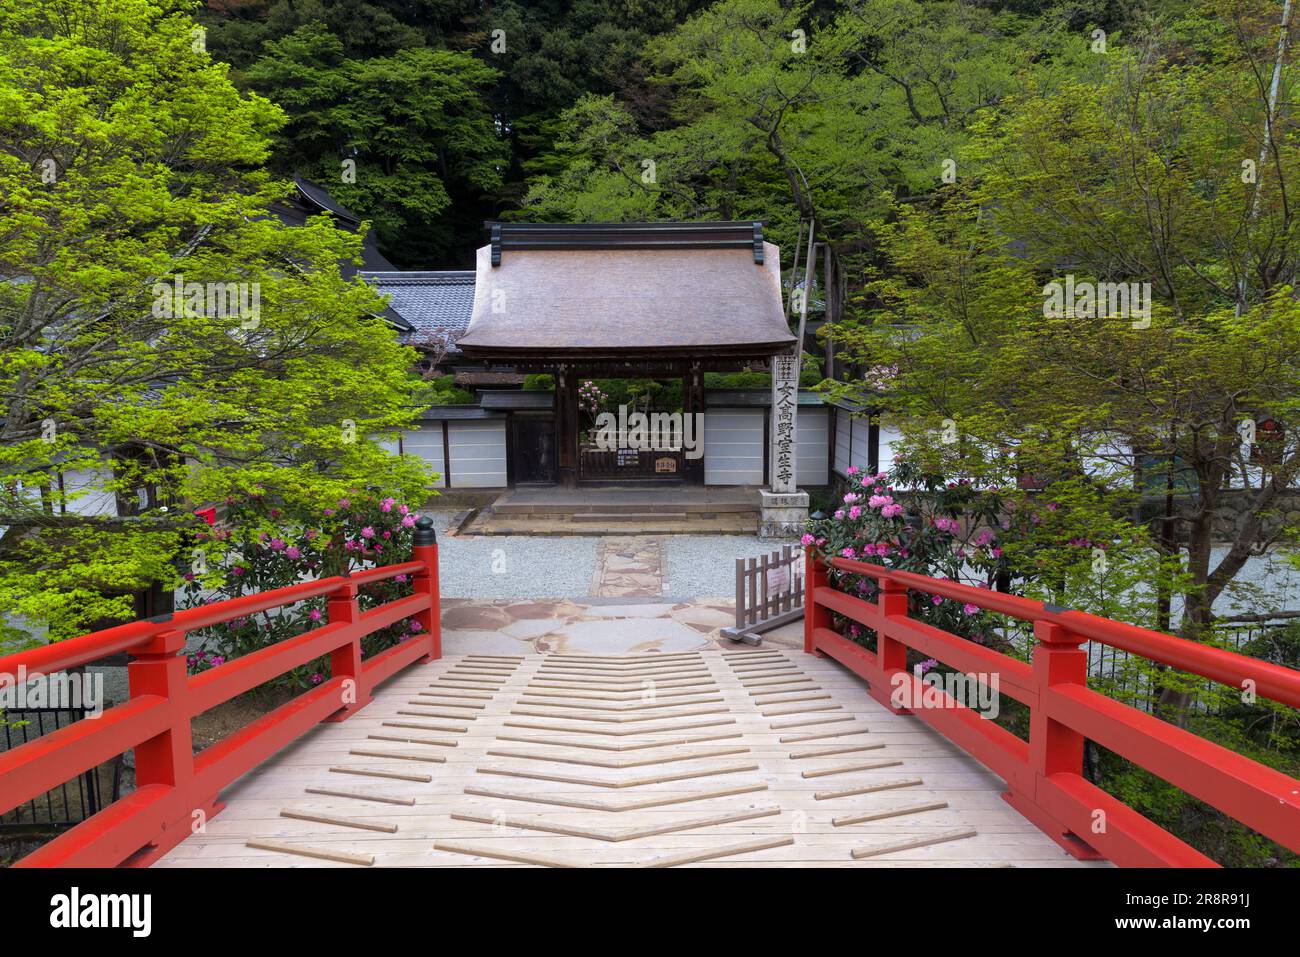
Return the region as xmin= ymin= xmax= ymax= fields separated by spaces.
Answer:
xmin=463 ymin=486 xmax=762 ymax=535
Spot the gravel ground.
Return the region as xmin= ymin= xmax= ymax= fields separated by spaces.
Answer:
xmin=429 ymin=508 xmax=797 ymax=600
xmin=664 ymin=534 xmax=801 ymax=599
xmin=436 ymin=530 xmax=601 ymax=599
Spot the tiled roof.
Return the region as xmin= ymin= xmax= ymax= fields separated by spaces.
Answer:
xmin=359 ymin=271 xmax=476 ymax=350
xmin=459 ymin=233 xmax=794 ymax=358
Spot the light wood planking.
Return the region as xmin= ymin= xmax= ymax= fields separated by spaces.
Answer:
xmin=155 ymin=651 xmax=1109 ymax=870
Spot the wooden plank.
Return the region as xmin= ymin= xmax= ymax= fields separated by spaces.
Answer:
xmin=520 ymin=687 xmax=714 ymax=702
xmin=739 ymin=676 xmax=812 ymax=688
xmin=814 ymin=778 xmax=926 ymax=800
xmin=367 ymin=734 xmax=457 ymax=747
xmin=641 ymin=835 xmax=794 ymax=868
xmin=397 ymin=709 xmax=481 ymax=720
xmin=483 ymin=746 xmax=749 ymax=769
xmin=801 ymin=760 xmax=903 ymax=779
xmin=833 ymin=801 xmax=950 ymax=826
xmin=760 ymin=704 xmax=842 ymax=717
xmin=494 ymin=731 xmax=742 ymax=752
xmin=750 ymin=693 xmax=830 ymax=705
xmin=462 ymin=782 xmax=767 ymax=812
xmin=780 ymin=726 xmax=871 ymax=743
xmin=543 ymin=655 xmax=702 ymax=660
xmin=434 ymin=841 xmax=581 ymax=868
xmin=510 ymin=705 xmax=727 ymax=723
xmin=850 ymin=828 xmax=978 ymax=860
xmin=246 ymin=839 xmax=374 ymax=866
xmin=770 ymin=715 xmax=854 ymax=730
xmin=504 ymin=718 xmax=735 ymax=737
xmin=329 ymin=766 xmax=431 ymax=783
xmin=382 ymin=720 xmax=468 ymax=733
xmin=452 ymin=806 xmax=780 ymax=842
xmin=789 ymin=743 xmax=885 ymax=760
xmin=515 ymin=695 xmax=723 ymax=712
xmin=348 ymin=749 xmax=447 ymax=764
xmin=407 ymin=699 xmax=486 ymax=710
xmin=476 ymin=762 xmax=759 ymax=789
xmin=304 ymin=787 xmax=414 ymax=807
xmin=279 ymin=809 xmax=398 ymax=834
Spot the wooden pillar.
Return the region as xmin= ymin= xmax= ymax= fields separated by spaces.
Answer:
xmin=683 ymin=362 xmax=705 ymax=485
xmin=557 ymin=366 xmax=579 ymax=488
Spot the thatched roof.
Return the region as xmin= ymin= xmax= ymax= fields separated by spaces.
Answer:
xmin=457 ymin=223 xmax=795 ymax=360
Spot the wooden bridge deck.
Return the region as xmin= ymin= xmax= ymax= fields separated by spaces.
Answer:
xmin=155 ymin=648 xmax=1107 ymax=868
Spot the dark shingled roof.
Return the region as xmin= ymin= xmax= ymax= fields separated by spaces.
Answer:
xmin=458 ymin=224 xmax=795 ymax=359
xmin=359 ymin=271 xmax=476 ymax=350
xmin=272 ymin=175 xmax=395 ymax=276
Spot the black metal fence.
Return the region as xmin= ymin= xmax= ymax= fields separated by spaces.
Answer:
xmin=0 ymin=706 xmax=123 ymax=830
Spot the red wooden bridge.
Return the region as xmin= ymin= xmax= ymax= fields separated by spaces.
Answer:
xmin=1 ymin=519 xmax=1297 ymax=867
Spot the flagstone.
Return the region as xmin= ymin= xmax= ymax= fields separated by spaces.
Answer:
xmin=500 ymin=617 xmax=568 ymax=640
xmin=544 ymin=617 xmax=709 ymax=654
xmin=442 ymin=604 xmax=514 ymax=630
xmin=439 ymin=629 xmax=536 ymax=656
xmin=669 ymin=604 xmax=736 ymax=629
xmin=577 ymin=603 xmax=678 ymax=618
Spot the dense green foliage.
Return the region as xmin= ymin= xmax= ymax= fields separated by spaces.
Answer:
xmin=0 ymin=0 xmax=432 ymax=641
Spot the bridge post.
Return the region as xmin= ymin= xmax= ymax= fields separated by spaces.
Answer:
xmin=1002 ymin=619 xmax=1103 ymax=860
xmin=804 ymin=548 xmax=830 ymax=655
xmin=324 ymin=579 xmax=373 ymax=720
xmin=874 ymin=577 xmax=912 ymax=714
xmin=412 ymin=516 xmax=440 ymax=662
xmin=127 ymin=627 xmax=222 ymax=860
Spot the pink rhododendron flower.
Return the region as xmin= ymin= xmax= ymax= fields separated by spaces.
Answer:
xmin=846 ymin=466 xmax=859 ymax=475
xmin=285 ymin=546 xmax=301 ymax=559
xmin=401 ymin=514 xmax=416 ymax=528
xmin=381 ymin=497 xmax=395 ymax=512
xmin=931 ymin=594 xmax=943 ymax=605
xmin=310 ymin=673 xmax=324 ymax=685
xmin=880 ymin=503 xmax=903 ymax=518
xmin=916 ymin=658 xmax=939 ymax=675
xmin=843 ymin=492 xmax=860 ymax=504
xmin=360 ymin=526 xmax=375 ymax=539
xmin=833 ymin=509 xmax=845 ymax=520
xmin=848 ymin=506 xmax=862 ymax=519
xmin=963 ymin=603 xmax=980 ymax=615
xmin=800 ymin=533 xmax=815 ymax=546
xmin=840 ymin=547 xmax=856 ymax=559
xmin=309 ymin=608 xmax=322 ymax=622
xmin=868 ymin=494 xmax=893 ymax=509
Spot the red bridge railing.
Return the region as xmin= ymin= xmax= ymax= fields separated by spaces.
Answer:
xmin=805 ymin=551 xmax=1300 ymax=867
xmin=0 ymin=519 xmax=440 ymax=868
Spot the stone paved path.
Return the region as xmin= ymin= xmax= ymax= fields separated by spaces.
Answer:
xmin=440 ymin=597 xmax=742 ymax=657
xmin=590 ymin=537 xmax=667 ymax=598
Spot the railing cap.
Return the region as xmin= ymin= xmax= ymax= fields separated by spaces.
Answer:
xmin=412 ymin=515 xmax=436 ymax=547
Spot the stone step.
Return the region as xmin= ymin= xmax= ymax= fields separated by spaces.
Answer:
xmin=492 ymin=501 xmax=757 ymax=516
xmin=571 ymin=512 xmax=689 ymax=522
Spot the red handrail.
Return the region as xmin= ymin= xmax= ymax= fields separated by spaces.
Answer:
xmin=805 ymin=552 xmax=1300 ymax=867
xmin=0 ymin=525 xmax=440 ymax=868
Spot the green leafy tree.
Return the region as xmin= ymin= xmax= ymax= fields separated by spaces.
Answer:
xmin=243 ymin=23 xmax=506 ymax=265
xmin=0 ymin=0 xmax=433 ymax=642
